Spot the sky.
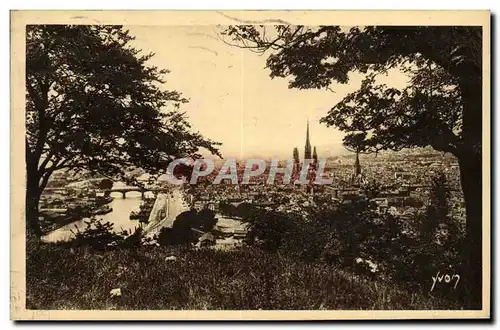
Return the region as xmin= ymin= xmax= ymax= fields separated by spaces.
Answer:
xmin=126 ymin=25 xmax=408 ymax=160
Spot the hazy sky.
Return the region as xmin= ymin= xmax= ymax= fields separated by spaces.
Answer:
xmin=127 ymin=25 xmax=407 ymax=159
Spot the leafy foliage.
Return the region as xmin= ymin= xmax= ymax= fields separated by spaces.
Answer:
xmin=244 ymin=208 xmax=295 ymax=251
xmin=98 ymin=178 xmax=114 ymax=190
xmin=222 ymin=25 xmax=480 ymax=155
xmin=69 ymin=217 xmax=126 ymax=250
xmin=156 ymin=209 xmax=219 ymax=246
xmin=239 ymin=176 xmax=464 ymax=298
xmin=198 ymin=209 xmax=218 ymax=232
xmin=322 ymin=67 xmax=463 ymax=155
xmin=67 ymin=216 xmax=156 ymax=250
xmin=222 ymin=24 xmax=482 ymax=307
xmin=26 ymin=25 xmax=221 ymax=234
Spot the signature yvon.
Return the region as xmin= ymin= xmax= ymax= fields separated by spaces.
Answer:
xmin=430 ymin=271 xmax=460 ymax=292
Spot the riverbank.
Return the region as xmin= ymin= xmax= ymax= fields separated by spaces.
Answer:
xmin=41 ymin=196 xmax=144 ymax=243
xmin=26 ymin=243 xmax=460 ymax=310
xmin=39 ymin=195 xmax=114 ymax=234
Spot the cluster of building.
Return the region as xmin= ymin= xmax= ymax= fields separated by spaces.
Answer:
xmin=39 ymin=179 xmax=114 ymax=233
xmin=186 ymin=120 xmax=467 ymax=224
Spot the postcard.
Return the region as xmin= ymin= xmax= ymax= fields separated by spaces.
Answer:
xmin=10 ymin=10 xmax=491 ymax=320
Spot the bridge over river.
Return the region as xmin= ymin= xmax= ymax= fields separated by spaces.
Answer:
xmin=44 ymin=183 xmax=171 ymax=199
xmin=41 ymin=185 xmax=189 ymax=243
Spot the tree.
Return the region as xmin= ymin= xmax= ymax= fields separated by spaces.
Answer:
xmin=98 ymin=178 xmax=114 ymax=191
xmin=245 ymin=208 xmax=293 ymax=251
xmin=363 ymin=180 xmax=382 ymax=199
xmin=197 ymin=208 xmax=218 ymax=232
xmin=222 ymin=25 xmax=482 ymax=308
xmin=26 ymin=25 xmax=221 ymax=237
xmin=423 ymin=172 xmax=463 ymax=250
xmin=218 ymin=201 xmax=237 ymax=216
xmin=170 ymin=210 xmax=199 ymax=245
xmin=410 ymin=172 xmax=465 ymax=297
xmin=423 ymin=172 xmax=451 ymax=241
xmin=235 ymin=202 xmax=254 ymax=219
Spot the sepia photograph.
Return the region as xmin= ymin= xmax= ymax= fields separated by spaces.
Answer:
xmin=10 ymin=10 xmax=490 ymax=320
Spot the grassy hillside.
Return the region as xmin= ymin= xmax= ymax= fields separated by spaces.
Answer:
xmin=26 ymin=244 xmax=460 ymax=310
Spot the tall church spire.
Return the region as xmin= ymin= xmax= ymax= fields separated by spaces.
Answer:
xmin=304 ymin=119 xmax=312 ymax=159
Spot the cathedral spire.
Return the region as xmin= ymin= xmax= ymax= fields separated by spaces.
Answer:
xmin=304 ymin=119 xmax=312 ymax=159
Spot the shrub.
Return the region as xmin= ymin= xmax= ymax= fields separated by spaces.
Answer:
xmin=156 ymin=210 xmax=200 ymax=246
xmin=98 ymin=178 xmax=114 ymax=191
xmin=391 ymin=172 xmax=465 ymax=295
xmin=198 ymin=208 xmax=218 ymax=232
xmin=255 ymin=176 xmax=464 ymax=298
xmin=244 ymin=208 xmax=295 ymax=251
xmin=69 ymin=217 xmax=125 ymax=250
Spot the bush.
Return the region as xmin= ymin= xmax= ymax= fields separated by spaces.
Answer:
xmin=282 ymin=218 xmax=329 ymax=261
xmin=391 ymin=172 xmax=465 ymax=295
xmin=156 ymin=210 xmax=200 ymax=246
xmin=67 ymin=217 xmax=152 ymax=250
xmin=69 ymin=217 xmax=125 ymax=250
xmin=244 ymin=208 xmax=295 ymax=251
xmin=198 ymin=209 xmax=218 ymax=232
xmin=245 ymin=173 xmax=464 ymax=299
xmin=98 ymin=178 xmax=114 ymax=190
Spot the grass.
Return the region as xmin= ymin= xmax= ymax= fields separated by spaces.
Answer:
xmin=26 ymin=243 xmax=461 ymax=310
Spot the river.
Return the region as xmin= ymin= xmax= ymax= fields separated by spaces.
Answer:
xmin=40 ymin=185 xmax=242 ymax=244
xmin=41 ymin=191 xmax=155 ymax=243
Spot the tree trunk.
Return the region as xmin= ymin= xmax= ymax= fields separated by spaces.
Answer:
xmin=26 ymin=170 xmax=42 ymax=237
xmin=454 ymin=58 xmax=482 ymax=309
xmin=457 ymin=151 xmax=482 ymax=309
